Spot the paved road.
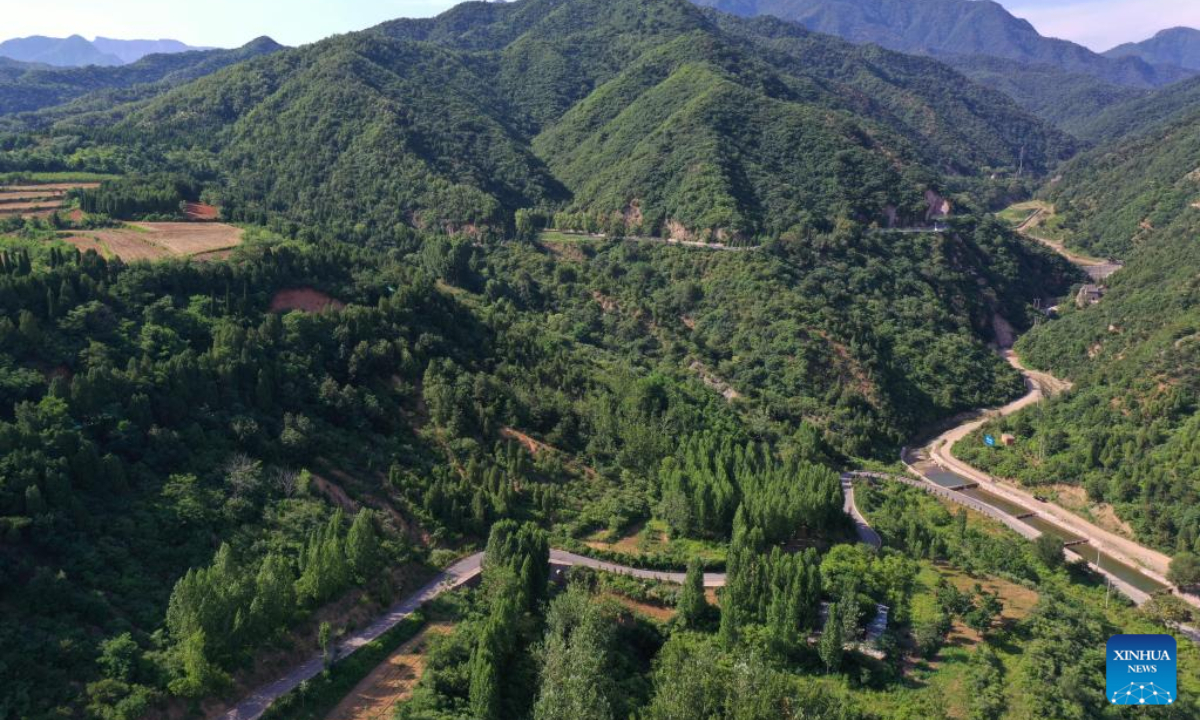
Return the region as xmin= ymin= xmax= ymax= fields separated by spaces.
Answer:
xmin=220 ymin=501 xmax=881 ymax=720
xmin=841 ymin=477 xmax=883 ymax=548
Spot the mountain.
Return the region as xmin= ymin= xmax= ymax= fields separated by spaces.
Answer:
xmin=0 ymin=34 xmax=122 ymax=67
xmin=91 ymin=36 xmax=213 ymax=64
xmin=691 ymin=0 xmax=1195 ymax=88
xmin=1067 ymin=74 xmax=1200 ymax=145
xmin=0 ymin=35 xmax=209 ymax=68
xmin=88 ymin=0 xmax=1069 ymax=240
xmin=0 ymin=37 xmax=285 ymax=118
xmin=1106 ymin=27 xmax=1200 ymax=71
xmin=1043 ymin=99 xmax=1200 ymax=258
xmin=944 ymin=54 xmax=1148 ymax=136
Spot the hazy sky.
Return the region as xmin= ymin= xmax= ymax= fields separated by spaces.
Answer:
xmin=3 ymin=0 xmax=1200 ymax=51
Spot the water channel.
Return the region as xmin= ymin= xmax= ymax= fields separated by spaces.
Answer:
xmin=918 ymin=463 xmax=1166 ymax=594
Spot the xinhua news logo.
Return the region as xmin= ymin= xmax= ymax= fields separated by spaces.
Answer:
xmin=1107 ymin=634 xmax=1177 ymax=705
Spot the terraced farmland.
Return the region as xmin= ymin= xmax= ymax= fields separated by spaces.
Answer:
xmin=0 ymin=182 xmax=98 ymax=218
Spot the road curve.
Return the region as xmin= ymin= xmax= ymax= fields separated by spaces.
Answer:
xmin=841 ymin=476 xmax=883 ymax=549
xmin=220 ymin=500 xmax=882 ymax=720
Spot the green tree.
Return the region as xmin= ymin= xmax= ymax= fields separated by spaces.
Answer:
xmin=676 ymin=558 xmax=709 ymax=629
xmin=1034 ymin=534 xmax=1065 ymax=570
xmin=819 ymin=603 xmax=844 ymax=673
xmin=318 ymin=622 xmax=333 ymax=670
xmin=1169 ymin=553 xmax=1200 ymax=589
xmin=533 ymin=588 xmax=614 ymax=720
xmin=346 ymin=509 xmax=382 ymax=583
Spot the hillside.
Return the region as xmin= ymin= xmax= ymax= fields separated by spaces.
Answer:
xmin=52 ymin=0 xmax=1073 ymax=241
xmin=692 ymin=0 xmax=1195 ymax=88
xmin=1042 ymin=103 xmax=1200 ymax=258
xmin=1106 ymin=27 xmax=1200 ymax=71
xmin=0 ymin=37 xmax=284 ymax=118
xmin=943 ymin=54 xmax=1147 ymax=137
xmin=961 ymin=212 xmax=1200 ymax=553
xmin=1067 ymin=74 xmax=1200 ymax=145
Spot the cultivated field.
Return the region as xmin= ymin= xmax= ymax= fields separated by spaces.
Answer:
xmin=62 ymin=222 xmax=244 ymax=262
xmin=0 ymin=182 xmax=100 ymax=218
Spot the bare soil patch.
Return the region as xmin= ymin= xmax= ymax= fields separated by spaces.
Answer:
xmin=1049 ymin=484 xmax=1135 ymax=538
xmin=130 ymin=222 xmax=242 ymax=255
xmin=0 ymin=190 xmax=69 ymax=202
xmin=585 ymin=521 xmax=656 ymax=555
xmin=324 ymin=623 xmax=453 ymax=720
xmin=270 ymin=288 xmax=347 ymax=313
xmin=184 ymin=202 xmax=220 ymax=221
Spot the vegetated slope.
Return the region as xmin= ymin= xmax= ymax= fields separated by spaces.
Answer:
xmin=1042 ymin=104 xmax=1200 ymax=258
xmin=110 ymin=0 xmax=1070 ymax=238
xmin=117 ymin=33 xmax=567 ymax=237
xmin=960 ymin=213 xmax=1200 ymax=553
xmin=0 ymin=37 xmax=285 ymax=118
xmin=1106 ymin=27 xmax=1200 ymax=72
xmin=707 ymin=12 xmax=1075 ymax=175
xmin=503 ymin=217 xmax=1076 ymax=455
xmin=943 ymin=54 xmax=1147 ymax=137
xmin=0 ymin=35 xmax=122 ymax=67
xmin=692 ymin=0 xmax=1195 ymax=88
xmin=1068 ymin=74 xmax=1200 ymax=146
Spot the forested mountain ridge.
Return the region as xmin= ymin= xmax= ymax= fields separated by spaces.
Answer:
xmin=1041 ymin=100 xmax=1200 ymax=258
xmin=0 ymin=37 xmax=285 ymax=119
xmin=33 ymin=0 xmax=1072 ymax=241
xmin=690 ymin=0 xmax=1199 ymax=135
xmin=1106 ymin=27 xmax=1200 ymax=72
xmin=692 ymin=0 xmax=1195 ymax=87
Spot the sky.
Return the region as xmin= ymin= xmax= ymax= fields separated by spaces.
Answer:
xmin=3 ymin=0 xmax=1200 ymax=51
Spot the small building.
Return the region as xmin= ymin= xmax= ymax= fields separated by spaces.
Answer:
xmin=1001 ymin=434 xmax=1016 ymax=447
xmin=1076 ymin=284 xmax=1104 ymax=308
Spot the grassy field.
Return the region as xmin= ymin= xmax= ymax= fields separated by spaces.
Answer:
xmin=584 ymin=518 xmax=727 ymax=564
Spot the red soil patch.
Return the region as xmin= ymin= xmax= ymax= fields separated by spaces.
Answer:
xmin=184 ymin=202 xmax=220 ymax=221
xmin=269 ymin=288 xmax=346 ymax=314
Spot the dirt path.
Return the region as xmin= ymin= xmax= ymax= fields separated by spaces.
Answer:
xmin=324 ymin=623 xmax=453 ymax=720
xmin=1014 ymin=205 xmax=1122 ymax=281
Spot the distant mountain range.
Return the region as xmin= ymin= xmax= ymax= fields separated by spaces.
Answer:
xmin=1106 ymin=27 xmax=1200 ymax=72
xmin=692 ymin=0 xmax=1193 ymax=88
xmin=0 ymin=34 xmax=211 ymax=67
xmin=0 ymin=37 xmax=283 ymax=118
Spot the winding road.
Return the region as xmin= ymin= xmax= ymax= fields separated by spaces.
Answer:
xmin=220 ymin=498 xmax=881 ymax=720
